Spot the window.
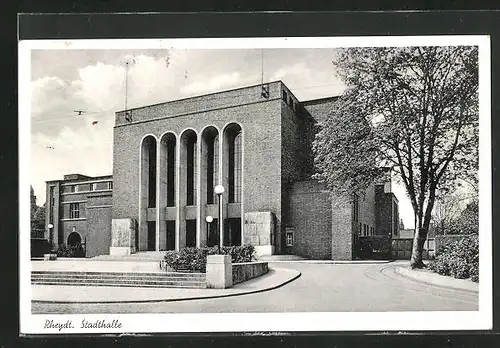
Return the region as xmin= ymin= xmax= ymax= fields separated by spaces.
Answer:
xmin=207 ymin=135 xmax=218 ymax=204
xmin=186 ymin=139 xmax=197 ymax=206
xmin=69 ymin=203 xmax=80 ymax=219
xmin=62 ymin=185 xmax=76 ymax=194
xmin=228 ymin=131 xmax=242 ymax=203
xmin=91 ymin=182 xmax=111 ymax=191
xmin=76 ymin=184 xmax=90 ymax=192
xmin=148 ymin=140 xmax=157 ymax=208
xmin=49 ymin=186 xmax=55 ymax=223
xmin=282 ymin=90 xmax=288 ymax=103
xmin=286 ymin=232 xmax=294 ymax=246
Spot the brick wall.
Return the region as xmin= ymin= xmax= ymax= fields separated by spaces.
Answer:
xmin=302 ymin=96 xmax=339 ymax=125
xmin=331 ymin=194 xmax=354 ymax=260
xmin=289 ymin=180 xmax=332 ymax=259
xmin=86 ymin=193 xmax=112 ymax=257
xmin=375 ymin=185 xmax=399 ymax=237
xmin=112 ymin=82 xmax=286 ymax=252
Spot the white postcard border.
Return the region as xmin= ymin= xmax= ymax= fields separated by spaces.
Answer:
xmin=19 ymin=35 xmax=492 ymax=334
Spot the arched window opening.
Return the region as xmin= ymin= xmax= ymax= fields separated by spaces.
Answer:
xmin=148 ymin=143 xmax=157 ymax=208
xmin=161 ymin=133 xmax=176 ymax=207
xmin=206 ymin=134 xmax=219 ymax=204
xmin=228 ymin=130 xmax=242 ymax=203
xmin=183 ymin=131 xmax=197 ymax=206
xmin=141 ymin=136 xmax=157 ymax=209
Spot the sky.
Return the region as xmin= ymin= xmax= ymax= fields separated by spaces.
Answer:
xmin=29 ymin=47 xmax=415 ymax=228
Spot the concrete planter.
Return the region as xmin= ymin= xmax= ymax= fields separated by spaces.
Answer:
xmin=43 ymin=254 xmax=57 ymax=261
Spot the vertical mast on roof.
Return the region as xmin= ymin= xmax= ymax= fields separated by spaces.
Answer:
xmin=123 ymin=57 xmax=134 ymax=122
xmin=261 ymin=48 xmax=269 ymax=98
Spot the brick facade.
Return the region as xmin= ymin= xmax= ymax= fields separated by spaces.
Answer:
xmin=43 ymin=81 xmax=399 ymax=260
xmin=45 ymin=175 xmax=113 ymax=256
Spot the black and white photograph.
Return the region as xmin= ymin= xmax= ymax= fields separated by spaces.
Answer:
xmin=19 ymin=35 xmax=492 ymax=334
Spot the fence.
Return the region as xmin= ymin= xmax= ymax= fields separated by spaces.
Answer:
xmin=391 ymin=234 xmax=469 ymax=260
xmin=391 ymin=238 xmax=435 ymax=260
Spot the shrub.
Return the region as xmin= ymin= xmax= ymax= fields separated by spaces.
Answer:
xmin=428 ymin=234 xmax=479 ymax=282
xmin=56 ymin=243 xmax=85 ymax=258
xmin=30 ymin=238 xmax=52 ymax=257
xmin=164 ymin=245 xmax=255 ymax=272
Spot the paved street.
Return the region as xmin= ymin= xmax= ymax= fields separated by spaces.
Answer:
xmin=32 ymin=261 xmax=478 ymax=314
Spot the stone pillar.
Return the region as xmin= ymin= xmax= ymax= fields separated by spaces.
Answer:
xmin=110 ymin=218 xmax=137 ymax=255
xmin=175 ymin=138 xmax=183 ymax=251
xmin=196 ymin=138 xmax=202 ymax=247
xmin=206 ymin=254 xmax=233 ymax=289
xmin=243 ymin=212 xmax=275 ymax=256
xmin=156 ymin=140 xmax=161 ymax=251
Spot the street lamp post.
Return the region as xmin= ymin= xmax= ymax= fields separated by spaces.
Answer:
xmin=205 ymin=215 xmax=213 ymax=248
xmin=47 ymin=223 xmax=54 ymax=251
xmin=214 ymin=185 xmax=225 ymax=254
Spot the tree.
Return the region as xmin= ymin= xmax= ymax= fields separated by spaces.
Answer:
xmin=314 ymin=46 xmax=478 ymax=268
xmin=30 ymin=185 xmax=37 ymax=220
xmin=33 ymin=203 xmax=46 ymax=230
xmin=449 ymin=199 xmax=479 ymax=235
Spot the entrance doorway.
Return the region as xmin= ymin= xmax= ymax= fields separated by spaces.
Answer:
xmin=186 ymin=220 xmax=196 ymax=247
xmin=166 ymin=220 xmax=176 ymax=250
xmin=224 ymin=218 xmax=241 ymax=246
xmin=147 ymin=221 xmax=156 ymax=251
xmin=67 ymin=232 xmax=81 ymax=246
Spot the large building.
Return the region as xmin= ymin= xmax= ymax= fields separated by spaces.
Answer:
xmin=44 ymin=81 xmax=399 ymax=260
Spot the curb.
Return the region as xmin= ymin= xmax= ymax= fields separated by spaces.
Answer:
xmin=31 ymin=268 xmax=301 ymax=305
xmin=394 ymin=267 xmax=479 ymax=293
xmin=260 ymin=260 xmax=393 ymax=264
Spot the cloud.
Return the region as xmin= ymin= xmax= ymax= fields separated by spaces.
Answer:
xmin=180 ymin=71 xmax=252 ymax=96
xmin=28 ymin=48 xmax=413 ymax=230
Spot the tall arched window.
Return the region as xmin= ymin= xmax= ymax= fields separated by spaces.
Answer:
xmin=184 ymin=131 xmax=197 ymax=206
xmin=228 ymin=130 xmax=242 ymax=203
xmin=207 ymin=135 xmax=219 ymax=204
xmin=141 ymin=136 xmax=157 ymax=208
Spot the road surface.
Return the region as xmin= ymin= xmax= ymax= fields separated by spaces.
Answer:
xmin=31 ymin=261 xmax=478 ymax=314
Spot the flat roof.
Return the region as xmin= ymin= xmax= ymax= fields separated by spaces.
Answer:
xmin=116 ymin=80 xmax=289 ymax=114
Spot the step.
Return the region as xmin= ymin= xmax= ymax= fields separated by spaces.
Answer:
xmin=31 ymin=274 xmax=205 ymax=282
xmin=32 ymin=281 xmax=206 ymax=289
xmin=31 ymin=278 xmax=206 ymax=287
xmin=31 ymin=272 xmax=205 ymax=279
xmin=31 ymin=271 xmax=205 ymax=278
xmin=31 ymin=275 xmax=205 ymax=283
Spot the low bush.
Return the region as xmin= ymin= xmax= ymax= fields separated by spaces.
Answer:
xmin=30 ymin=238 xmax=52 ymax=257
xmin=56 ymin=244 xmax=85 ymax=258
xmin=428 ymin=234 xmax=479 ymax=282
xmin=164 ymin=245 xmax=255 ymax=272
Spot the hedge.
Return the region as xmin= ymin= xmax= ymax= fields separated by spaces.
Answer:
xmin=428 ymin=234 xmax=479 ymax=282
xmin=56 ymin=244 xmax=85 ymax=258
xmin=164 ymin=245 xmax=255 ymax=272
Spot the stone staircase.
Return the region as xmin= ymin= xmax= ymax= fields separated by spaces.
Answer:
xmin=31 ymin=270 xmax=206 ymax=288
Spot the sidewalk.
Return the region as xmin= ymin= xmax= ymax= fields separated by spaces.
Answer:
xmin=394 ymin=265 xmax=479 ymax=293
xmin=31 ymin=267 xmax=301 ymax=304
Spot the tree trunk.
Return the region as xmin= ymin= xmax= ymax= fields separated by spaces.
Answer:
xmin=410 ymin=217 xmax=428 ymax=269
